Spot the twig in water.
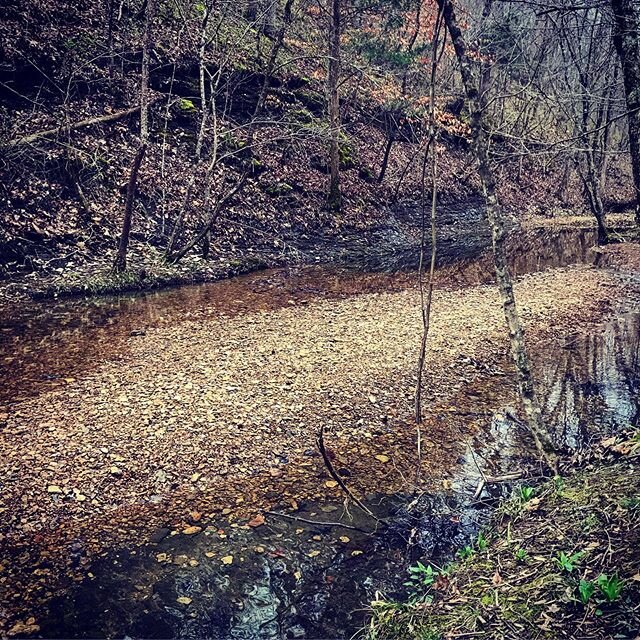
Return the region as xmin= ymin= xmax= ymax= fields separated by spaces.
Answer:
xmin=265 ymin=511 xmax=372 ymax=533
xmin=317 ymin=426 xmax=386 ymax=524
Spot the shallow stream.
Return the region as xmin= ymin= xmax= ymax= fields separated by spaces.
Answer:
xmin=1 ymin=227 xmax=638 ymax=639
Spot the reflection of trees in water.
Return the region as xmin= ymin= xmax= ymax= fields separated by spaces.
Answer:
xmin=542 ymin=312 xmax=640 ymax=450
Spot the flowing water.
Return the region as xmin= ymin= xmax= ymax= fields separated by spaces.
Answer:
xmin=1 ymin=227 xmax=639 ymax=639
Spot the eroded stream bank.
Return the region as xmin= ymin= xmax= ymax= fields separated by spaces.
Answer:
xmin=1 ymin=231 xmax=639 ymax=639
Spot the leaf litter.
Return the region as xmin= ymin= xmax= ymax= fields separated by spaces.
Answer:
xmin=0 ymin=260 xmax=635 ymax=633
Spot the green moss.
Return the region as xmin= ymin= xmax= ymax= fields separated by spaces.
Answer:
xmin=265 ymin=182 xmax=294 ymax=196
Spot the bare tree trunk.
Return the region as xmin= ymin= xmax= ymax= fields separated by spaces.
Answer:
xmin=195 ymin=2 xmax=211 ymax=160
xmin=611 ymin=0 xmax=640 ymax=225
xmin=139 ymin=0 xmax=155 ymax=146
xmin=578 ymin=152 xmax=609 ymax=245
xmin=327 ymin=0 xmax=342 ymax=210
xmin=415 ymin=6 xmax=443 ymax=425
xmin=168 ymin=174 xmax=248 ymax=263
xmin=112 ymin=145 xmax=146 ymax=273
xmin=106 ymin=0 xmax=116 ymax=89
xmin=112 ymin=0 xmax=156 ymax=273
xmin=377 ymin=134 xmax=394 ymax=183
xmin=436 ymin=0 xmax=557 ymax=471
xmin=244 ymin=0 xmax=295 ymax=149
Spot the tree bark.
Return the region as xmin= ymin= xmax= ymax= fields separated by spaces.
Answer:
xmin=244 ymin=0 xmax=295 ymax=150
xmin=377 ymin=134 xmax=394 ymax=183
xmin=327 ymin=0 xmax=342 ymax=210
xmin=436 ymin=0 xmax=557 ymax=471
xmin=195 ymin=2 xmax=211 ymax=160
xmin=112 ymin=0 xmax=156 ymax=273
xmin=610 ymin=0 xmax=640 ymax=225
xmin=4 ymin=103 xmax=157 ymax=148
xmin=112 ymin=144 xmax=146 ymax=273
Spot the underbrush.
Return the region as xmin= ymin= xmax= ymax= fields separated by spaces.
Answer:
xmin=366 ymin=431 xmax=640 ymax=640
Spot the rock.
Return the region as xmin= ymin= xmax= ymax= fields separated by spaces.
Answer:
xmin=109 ymin=466 xmax=123 ymax=477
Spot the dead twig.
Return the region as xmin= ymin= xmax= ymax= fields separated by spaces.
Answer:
xmin=265 ymin=510 xmax=372 ymax=533
xmin=317 ymin=426 xmax=386 ymax=524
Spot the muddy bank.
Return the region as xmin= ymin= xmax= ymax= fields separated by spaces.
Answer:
xmin=368 ymin=437 xmax=640 ymax=640
xmin=0 ymin=202 xmax=621 ymax=304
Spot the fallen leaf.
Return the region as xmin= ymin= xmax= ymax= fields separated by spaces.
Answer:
xmin=221 ymin=555 xmax=234 ymax=565
xmin=47 ymin=485 xmax=63 ymax=494
xmin=325 ymin=480 xmax=338 ymax=488
xmin=176 ymin=596 xmax=192 ymax=605
xmin=182 ymin=526 xmax=202 ymax=535
xmin=339 ymin=536 xmax=350 ymax=543
xmin=247 ymin=514 xmax=265 ymax=527
xmin=374 ymin=454 xmax=390 ymax=463
xmin=307 ymin=550 xmax=320 ymax=558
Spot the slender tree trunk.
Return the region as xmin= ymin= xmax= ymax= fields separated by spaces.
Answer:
xmin=245 ymin=0 xmax=295 ymax=149
xmin=415 ymin=6 xmax=443 ymax=426
xmin=378 ymin=134 xmax=394 ymax=183
xmin=579 ymin=153 xmax=609 ymax=245
xmin=195 ymin=2 xmax=211 ymax=160
xmin=611 ymin=0 xmax=640 ymax=225
xmin=138 ymin=0 xmax=154 ymax=146
xmin=436 ymin=0 xmax=557 ymax=471
xmin=112 ymin=0 xmax=155 ymax=273
xmin=112 ymin=145 xmax=146 ymax=273
xmin=107 ymin=0 xmax=116 ymax=89
xmin=327 ymin=0 xmax=342 ymax=210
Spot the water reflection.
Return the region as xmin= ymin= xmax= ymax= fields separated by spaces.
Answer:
xmin=542 ymin=311 xmax=640 ymax=450
xmin=456 ymin=310 xmax=640 ymax=490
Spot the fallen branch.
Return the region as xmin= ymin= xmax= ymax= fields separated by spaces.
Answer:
xmin=4 ymin=99 xmax=161 ymax=148
xmin=266 ymin=511 xmax=371 ymax=533
xmin=317 ymin=426 xmax=386 ymax=524
xmin=473 ymin=472 xmax=525 ymax=499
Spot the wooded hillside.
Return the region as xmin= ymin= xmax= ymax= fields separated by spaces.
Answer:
xmin=1 ymin=0 xmax=636 ymax=283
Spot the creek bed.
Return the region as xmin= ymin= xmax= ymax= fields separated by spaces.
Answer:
xmin=1 ymin=228 xmax=638 ymax=639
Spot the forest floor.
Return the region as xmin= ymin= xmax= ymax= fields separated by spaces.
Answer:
xmin=2 ymin=241 xmax=639 ymax=635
